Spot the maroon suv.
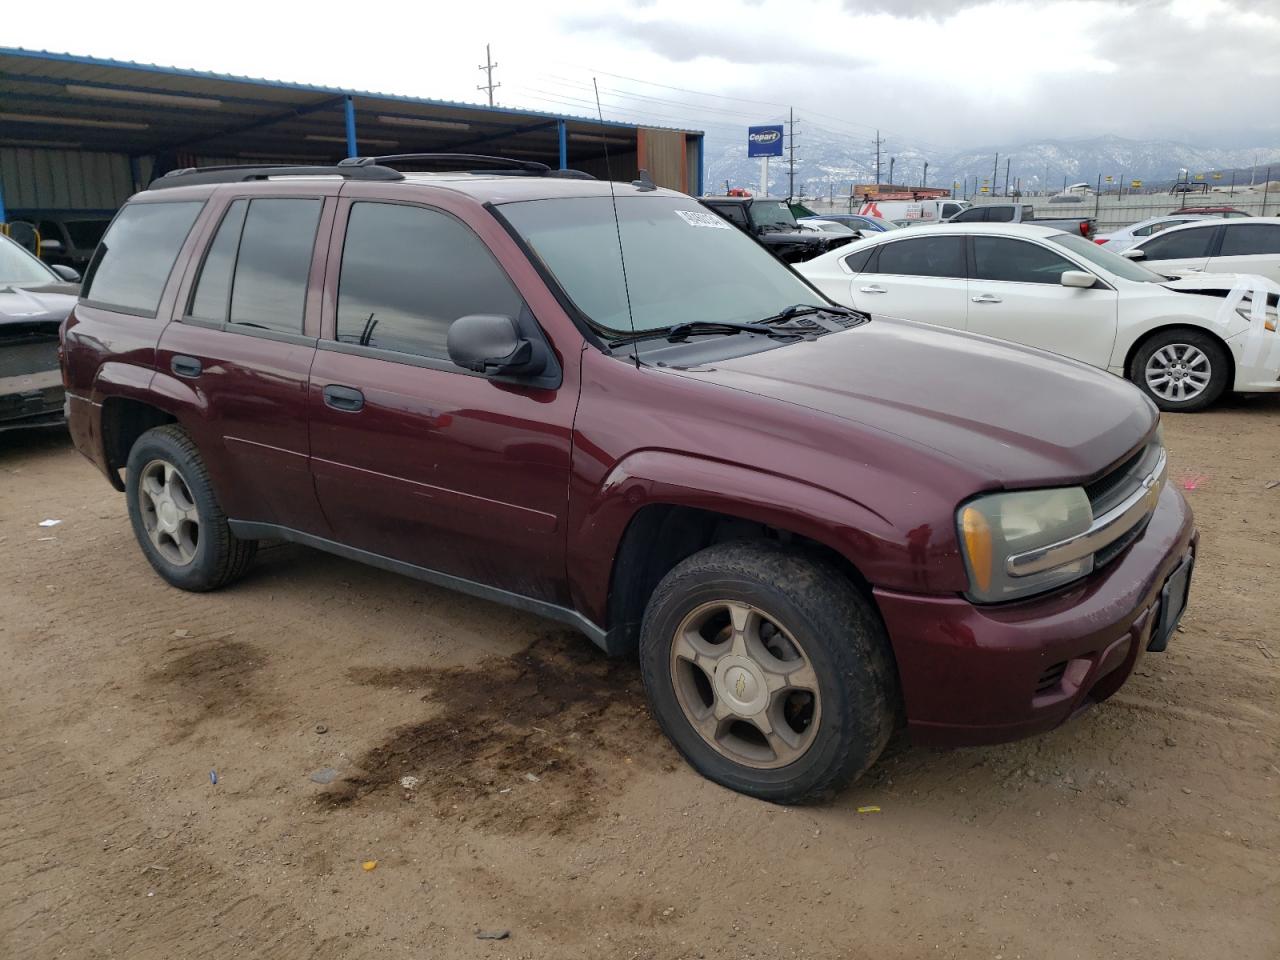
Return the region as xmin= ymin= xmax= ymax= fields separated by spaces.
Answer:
xmin=62 ymin=155 xmax=1196 ymax=803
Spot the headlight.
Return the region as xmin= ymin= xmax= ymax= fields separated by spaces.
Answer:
xmin=1235 ymin=295 xmax=1278 ymax=332
xmin=958 ymin=487 xmax=1094 ymax=603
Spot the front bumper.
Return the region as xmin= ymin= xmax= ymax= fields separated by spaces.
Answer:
xmin=875 ymin=483 xmax=1196 ymax=747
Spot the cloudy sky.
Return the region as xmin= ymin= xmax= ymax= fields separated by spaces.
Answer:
xmin=7 ymin=0 xmax=1280 ymax=152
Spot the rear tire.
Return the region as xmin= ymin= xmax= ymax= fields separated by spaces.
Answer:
xmin=125 ymin=424 xmax=256 ymax=591
xmin=1130 ymin=329 xmax=1230 ymax=412
xmin=639 ymin=540 xmax=898 ymax=804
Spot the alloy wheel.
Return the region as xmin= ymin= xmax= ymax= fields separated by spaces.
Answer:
xmin=1145 ymin=343 xmax=1211 ymax=402
xmin=669 ymin=600 xmax=821 ymax=769
xmin=137 ymin=458 xmax=201 ymax=566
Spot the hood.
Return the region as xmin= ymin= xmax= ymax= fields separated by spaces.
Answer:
xmin=0 ymin=282 xmax=78 ymax=327
xmin=668 ymin=318 xmax=1155 ymax=487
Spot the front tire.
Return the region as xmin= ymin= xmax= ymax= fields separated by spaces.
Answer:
xmin=125 ymin=424 xmax=256 ymax=591
xmin=1130 ymin=329 xmax=1230 ymax=412
xmin=639 ymin=540 xmax=898 ymax=804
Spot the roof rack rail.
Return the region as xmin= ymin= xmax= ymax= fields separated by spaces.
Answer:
xmin=149 ymin=163 xmax=404 ymax=190
xmin=340 ymin=154 xmax=596 ymax=180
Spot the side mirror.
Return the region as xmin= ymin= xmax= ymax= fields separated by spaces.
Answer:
xmin=40 ymin=238 xmax=65 ymax=253
xmin=49 ymin=264 xmax=81 ymax=283
xmin=447 ymin=313 xmax=548 ymax=380
xmin=1122 ymin=248 xmax=1146 ymax=260
xmin=1060 ymin=270 xmax=1096 ymax=288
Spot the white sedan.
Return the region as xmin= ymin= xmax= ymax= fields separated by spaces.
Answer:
xmin=1120 ymin=216 xmax=1280 ymax=284
xmin=796 ymin=222 xmax=1280 ymax=411
xmin=798 ymin=218 xmax=860 ymax=236
xmin=1094 ymin=214 xmax=1213 ymax=252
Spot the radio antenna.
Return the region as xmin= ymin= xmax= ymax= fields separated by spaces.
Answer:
xmin=592 ymin=78 xmax=640 ymax=369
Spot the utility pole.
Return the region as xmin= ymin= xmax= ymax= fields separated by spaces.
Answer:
xmin=1003 ymin=158 xmax=1011 ymax=197
xmin=787 ymin=107 xmax=798 ymax=202
xmin=477 ymin=44 xmax=500 ymax=107
xmin=874 ymin=130 xmax=883 ymax=186
xmin=923 ymin=160 xmax=929 ymax=187
xmin=1229 ymin=168 xmax=1236 ymax=197
xmin=992 ymin=153 xmax=999 ymax=197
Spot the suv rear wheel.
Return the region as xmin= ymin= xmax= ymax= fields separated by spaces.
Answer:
xmin=639 ymin=540 xmax=898 ymax=803
xmin=125 ymin=425 xmax=256 ymax=591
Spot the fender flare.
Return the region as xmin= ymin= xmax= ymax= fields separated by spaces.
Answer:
xmin=567 ymin=448 xmax=904 ymax=627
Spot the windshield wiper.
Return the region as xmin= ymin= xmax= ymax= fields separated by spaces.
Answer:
xmin=757 ymin=303 xmax=858 ymax=325
xmin=607 ymin=319 xmax=809 ymax=347
xmin=667 ymin=320 xmax=810 ymax=342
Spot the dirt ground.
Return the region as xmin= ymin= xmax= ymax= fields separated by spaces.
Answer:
xmin=2 ymin=397 xmax=1278 ymax=960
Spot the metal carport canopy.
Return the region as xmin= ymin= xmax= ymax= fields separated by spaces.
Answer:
xmin=0 ymin=47 xmax=705 ymax=212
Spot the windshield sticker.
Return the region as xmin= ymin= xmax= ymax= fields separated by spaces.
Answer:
xmin=675 ymin=210 xmax=732 ymax=229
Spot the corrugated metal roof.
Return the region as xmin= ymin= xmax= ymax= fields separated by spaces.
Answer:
xmin=0 ymin=47 xmax=702 ymax=135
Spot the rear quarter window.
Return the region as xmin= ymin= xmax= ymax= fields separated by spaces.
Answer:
xmin=81 ymin=202 xmax=204 ymax=317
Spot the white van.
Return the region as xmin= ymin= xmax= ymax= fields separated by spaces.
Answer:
xmin=857 ymin=198 xmax=970 ymax=223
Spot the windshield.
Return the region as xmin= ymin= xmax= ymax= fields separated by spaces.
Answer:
xmin=864 ymin=216 xmax=899 ymax=231
xmin=0 ymin=235 xmax=59 ymax=285
xmin=1048 ymin=232 xmax=1166 ymax=283
xmin=499 ymin=196 xmax=824 ymax=335
xmin=750 ymin=200 xmax=798 ymax=229
xmin=65 ymin=219 xmax=110 ymax=249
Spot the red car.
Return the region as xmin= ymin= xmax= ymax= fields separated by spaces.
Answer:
xmin=62 ymin=156 xmax=1196 ymax=803
xmin=1170 ymin=206 xmax=1249 ymax=218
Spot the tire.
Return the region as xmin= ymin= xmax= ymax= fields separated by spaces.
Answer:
xmin=125 ymin=424 xmax=257 ymax=591
xmin=638 ymin=540 xmax=899 ymax=804
xmin=1129 ymin=329 xmax=1230 ymax=413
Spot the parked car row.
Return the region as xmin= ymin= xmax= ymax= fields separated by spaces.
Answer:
xmin=59 ymin=156 xmax=1198 ymax=804
xmin=797 ymin=221 xmax=1280 ymax=412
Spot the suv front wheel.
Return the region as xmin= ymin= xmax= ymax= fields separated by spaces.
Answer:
xmin=639 ymin=540 xmax=898 ymax=803
xmin=125 ymin=425 xmax=257 ymax=591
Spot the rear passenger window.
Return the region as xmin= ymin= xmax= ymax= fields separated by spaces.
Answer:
xmin=188 ymin=200 xmax=247 ymax=323
xmin=987 ymin=207 xmax=1015 ymax=223
xmin=873 ymin=236 xmax=966 ymax=279
xmin=229 ymin=199 xmax=322 ymax=334
xmin=334 ymin=202 xmax=523 ymax=361
xmin=1219 ymin=223 xmax=1280 ymax=257
xmin=842 ymin=247 xmax=874 ymax=273
xmin=81 ymin=202 xmax=204 ymax=317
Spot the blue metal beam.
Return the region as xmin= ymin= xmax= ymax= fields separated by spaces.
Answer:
xmin=0 ymin=172 xmax=7 ymax=223
xmin=557 ymin=119 xmax=567 ymax=170
xmin=695 ymin=134 xmax=705 ymax=196
xmin=344 ymin=96 xmax=358 ymax=158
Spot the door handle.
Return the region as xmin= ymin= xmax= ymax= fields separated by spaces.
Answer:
xmin=323 ymin=384 xmax=365 ymax=412
xmin=171 ymin=355 xmax=202 ymax=378
xmin=859 ymin=285 xmax=887 ymax=294
xmin=971 ymin=294 xmax=1003 ymax=304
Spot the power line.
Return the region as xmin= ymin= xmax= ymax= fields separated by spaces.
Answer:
xmin=539 ymin=62 xmax=950 ymax=154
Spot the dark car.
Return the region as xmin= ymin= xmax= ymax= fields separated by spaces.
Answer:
xmin=699 ymin=195 xmax=853 ymax=262
xmin=62 ymin=156 xmax=1195 ymax=803
xmin=1 ymin=234 xmax=79 ymax=432
xmin=10 ymin=212 xmax=114 ymax=271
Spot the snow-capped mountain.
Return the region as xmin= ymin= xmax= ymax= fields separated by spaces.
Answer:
xmin=705 ymin=130 xmax=1280 ymax=197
